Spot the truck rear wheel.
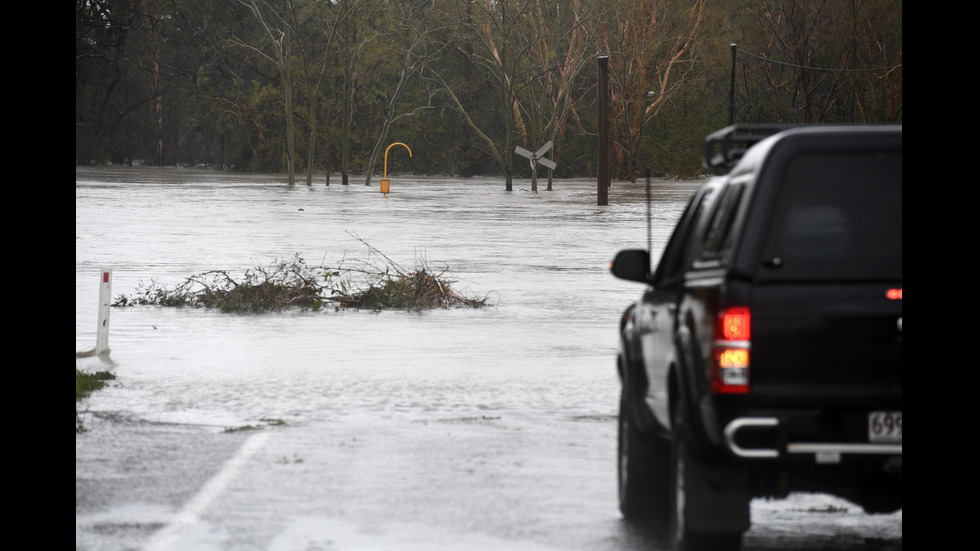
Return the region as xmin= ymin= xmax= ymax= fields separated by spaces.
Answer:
xmin=669 ymin=417 xmax=743 ymax=551
xmin=617 ymin=384 xmax=669 ymax=522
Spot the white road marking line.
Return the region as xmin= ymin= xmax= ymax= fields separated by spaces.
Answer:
xmin=142 ymin=430 xmax=271 ymax=551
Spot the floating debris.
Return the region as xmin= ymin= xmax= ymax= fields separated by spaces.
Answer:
xmin=113 ymin=238 xmax=492 ymax=313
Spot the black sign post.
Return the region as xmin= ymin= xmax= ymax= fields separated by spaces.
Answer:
xmin=597 ymin=56 xmax=609 ymax=206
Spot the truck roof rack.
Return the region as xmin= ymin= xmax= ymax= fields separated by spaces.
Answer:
xmin=703 ymin=124 xmax=790 ymax=174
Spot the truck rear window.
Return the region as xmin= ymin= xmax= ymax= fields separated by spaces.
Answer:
xmin=763 ymin=151 xmax=902 ymax=280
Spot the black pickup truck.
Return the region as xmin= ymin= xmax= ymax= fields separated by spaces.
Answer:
xmin=610 ymin=125 xmax=902 ymax=551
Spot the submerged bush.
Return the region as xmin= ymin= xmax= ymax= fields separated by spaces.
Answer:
xmin=114 ymin=244 xmax=491 ymax=313
xmin=347 ymin=268 xmax=486 ymax=310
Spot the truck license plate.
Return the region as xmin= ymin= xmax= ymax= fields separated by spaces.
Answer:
xmin=868 ymin=411 xmax=902 ymax=443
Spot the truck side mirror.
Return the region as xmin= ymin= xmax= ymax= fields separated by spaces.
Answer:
xmin=610 ymin=249 xmax=651 ymax=283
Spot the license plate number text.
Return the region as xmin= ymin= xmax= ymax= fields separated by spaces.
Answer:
xmin=868 ymin=411 xmax=902 ymax=443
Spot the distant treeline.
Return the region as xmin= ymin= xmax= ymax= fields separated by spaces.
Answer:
xmin=75 ymin=0 xmax=902 ymax=186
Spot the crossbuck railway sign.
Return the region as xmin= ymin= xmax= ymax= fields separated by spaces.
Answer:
xmin=515 ymin=140 xmax=557 ymax=172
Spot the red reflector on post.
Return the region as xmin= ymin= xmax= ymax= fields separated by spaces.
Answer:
xmin=887 ymin=288 xmax=902 ymax=300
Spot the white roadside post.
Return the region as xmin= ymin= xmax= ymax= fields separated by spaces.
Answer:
xmin=96 ymin=268 xmax=112 ymax=355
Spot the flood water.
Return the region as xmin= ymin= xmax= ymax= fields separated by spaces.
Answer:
xmin=75 ymin=167 xmax=901 ymax=551
xmin=75 ymin=168 xmax=683 ymax=426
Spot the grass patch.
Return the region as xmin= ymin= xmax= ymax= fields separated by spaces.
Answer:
xmin=76 ymin=370 xmax=114 ymax=400
xmin=76 ymin=369 xmax=115 ymax=433
xmin=113 ymin=236 xmax=492 ymax=312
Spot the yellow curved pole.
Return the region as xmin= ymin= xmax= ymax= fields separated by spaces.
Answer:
xmin=383 ymin=142 xmax=413 ymax=179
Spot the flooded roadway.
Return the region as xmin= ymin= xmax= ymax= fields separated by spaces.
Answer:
xmin=75 ymin=168 xmax=901 ymax=550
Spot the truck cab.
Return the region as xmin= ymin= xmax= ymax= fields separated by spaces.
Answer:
xmin=611 ymin=125 xmax=902 ymax=551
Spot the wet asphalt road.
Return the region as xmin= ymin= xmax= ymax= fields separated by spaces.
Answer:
xmin=76 ymin=394 xmax=901 ymax=551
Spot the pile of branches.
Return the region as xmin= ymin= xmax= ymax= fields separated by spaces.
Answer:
xmin=343 ymin=267 xmax=485 ymax=311
xmin=114 ymin=256 xmax=329 ymax=312
xmin=113 ymin=242 xmax=491 ymax=313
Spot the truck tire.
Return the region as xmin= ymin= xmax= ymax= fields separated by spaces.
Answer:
xmin=617 ymin=383 xmax=669 ymax=522
xmin=669 ymin=416 xmax=743 ymax=551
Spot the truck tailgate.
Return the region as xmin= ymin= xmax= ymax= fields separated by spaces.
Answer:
xmin=748 ymin=281 xmax=902 ymax=406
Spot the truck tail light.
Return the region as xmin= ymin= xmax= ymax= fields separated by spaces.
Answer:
xmin=711 ymin=307 xmax=750 ymax=394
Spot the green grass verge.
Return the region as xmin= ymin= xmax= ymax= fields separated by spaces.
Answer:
xmin=76 ymin=369 xmax=115 ymax=433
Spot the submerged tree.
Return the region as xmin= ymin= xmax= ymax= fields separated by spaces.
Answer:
xmin=516 ymin=0 xmax=606 ymax=191
xmin=363 ymin=1 xmax=446 ymax=187
xmin=599 ymin=0 xmax=706 ymax=181
xmin=235 ymin=0 xmax=300 ymax=184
